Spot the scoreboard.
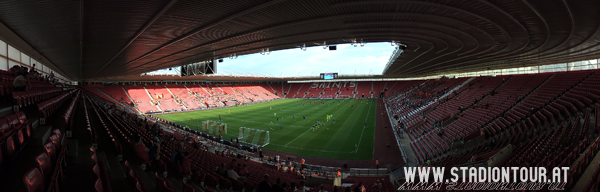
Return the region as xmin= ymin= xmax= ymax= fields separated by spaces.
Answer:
xmin=320 ymin=73 xmax=338 ymax=80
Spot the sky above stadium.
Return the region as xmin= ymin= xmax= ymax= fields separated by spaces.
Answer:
xmin=219 ymin=42 xmax=395 ymax=76
xmin=147 ymin=42 xmax=396 ymax=77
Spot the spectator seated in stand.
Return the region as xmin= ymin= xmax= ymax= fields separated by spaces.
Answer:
xmin=272 ymin=178 xmax=285 ymax=192
xmin=170 ymin=141 xmax=185 ymax=165
xmin=258 ymin=174 xmax=271 ymax=192
xmin=239 ymin=163 xmax=248 ymax=177
xmin=132 ymin=135 xmax=150 ymax=163
xmin=13 ymin=70 xmax=30 ymax=91
xmin=181 ymin=151 xmax=193 ymax=177
xmin=227 ymin=164 xmax=242 ymax=181
xmin=294 ymin=180 xmax=306 ymax=192
xmin=145 ymin=136 xmax=161 ymax=161
xmin=217 ymin=163 xmax=227 ymax=176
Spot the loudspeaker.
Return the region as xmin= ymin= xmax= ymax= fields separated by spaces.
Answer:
xmin=180 ymin=65 xmax=188 ymax=76
xmin=343 ymin=164 xmax=348 ymax=169
xmin=329 ymin=46 xmax=337 ymax=50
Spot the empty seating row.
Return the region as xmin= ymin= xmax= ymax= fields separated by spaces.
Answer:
xmin=1 ymin=111 xmax=32 ymax=167
xmin=91 ymin=146 xmax=112 ymax=192
xmin=13 ymin=88 xmax=63 ymax=108
xmin=38 ymin=91 xmax=75 ymax=120
xmin=23 ymin=128 xmax=66 ymax=192
xmin=63 ymin=91 xmax=79 ymax=130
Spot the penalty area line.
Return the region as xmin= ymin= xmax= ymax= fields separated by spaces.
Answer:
xmin=283 ymin=127 xmax=314 ymax=147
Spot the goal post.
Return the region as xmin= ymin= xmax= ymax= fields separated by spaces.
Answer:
xmin=238 ymin=127 xmax=270 ymax=147
xmin=202 ymin=120 xmax=227 ymax=135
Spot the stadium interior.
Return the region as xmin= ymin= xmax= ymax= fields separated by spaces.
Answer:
xmin=0 ymin=0 xmax=600 ymax=192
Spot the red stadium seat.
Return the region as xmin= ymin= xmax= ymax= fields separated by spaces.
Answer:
xmin=44 ymin=141 xmax=57 ymax=161
xmin=53 ymin=129 xmax=61 ymax=141
xmin=5 ymin=114 xmax=19 ymax=129
xmin=15 ymin=111 xmax=27 ymax=123
xmin=35 ymin=152 xmax=52 ymax=178
xmin=49 ymin=134 xmax=60 ymax=148
xmin=17 ymin=128 xmax=25 ymax=146
xmin=91 ymin=153 xmax=98 ymax=164
xmin=183 ymin=182 xmax=197 ymax=192
xmin=23 ymin=167 xmax=44 ymax=192
xmin=204 ymin=174 xmax=218 ymax=189
xmin=0 ymin=118 xmax=9 ymax=137
xmin=93 ymin=164 xmax=101 ymax=178
xmin=155 ymin=172 xmax=167 ymax=191
xmin=95 ymin=179 xmax=103 ymax=192
xmin=218 ymin=177 xmax=231 ymax=190
xmin=6 ymin=136 xmax=16 ymax=157
xmin=135 ymin=181 xmax=145 ymax=192
xmin=232 ymin=179 xmax=244 ymax=191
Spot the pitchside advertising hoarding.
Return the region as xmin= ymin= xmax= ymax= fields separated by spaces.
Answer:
xmin=399 ymin=166 xmax=568 ymax=191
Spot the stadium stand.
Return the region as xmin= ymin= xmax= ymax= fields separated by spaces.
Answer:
xmin=380 ymin=69 xmax=600 ymax=190
xmin=101 ymin=83 xmax=282 ymax=114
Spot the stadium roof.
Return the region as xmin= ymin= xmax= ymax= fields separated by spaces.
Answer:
xmin=0 ymin=0 xmax=599 ymax=81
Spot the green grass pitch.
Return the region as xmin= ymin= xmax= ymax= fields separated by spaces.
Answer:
xmin=156 ymin=98 xmax=376 ymax=160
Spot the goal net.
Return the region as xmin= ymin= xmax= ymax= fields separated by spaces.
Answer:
xmin=238 ymin=127 xmax=270 ymax=147
xmin=202 ymin=120 xmax=227 ymax=135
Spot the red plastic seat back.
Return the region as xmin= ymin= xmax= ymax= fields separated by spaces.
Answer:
xmin=49 ymin=134 xmax=59 ymax=147
xmin=6 ymin=136 xmax=16 ymax=157
xmin=95 ymin=179 xmax=103 ymax=192
xmin=183 ymin=183 xmax=196 ymax=192
xmin=0 ymin=119 xmax=8 ymax=134
xmin=35 ymin=152 xmax=51 ymax=177
xmin=91 ymin=153 xmax=98 ymax=164
xmin=135 ymin=181 xmax=144 ymax=192
xmin=44 ymin=141 xmax=56 ymax=161
xmin=232 ymin=179 xmax=244 ymax=191
xmin=15 ymin=111 xmax=26 ymax=123
xmin=93 ymin=164 xmax=101 ymax=178
xmin=53 ymin=129 xmax=61 ymax=140
xmin=23 ymin=167 xmax=44 ymax=192
xmin=17 ymin=129 xmax=25 ymax=144
xmin=6 ymin=114 xmax=19 ymax=128
xmin=205 ymin=175 xmax=217 ymax=188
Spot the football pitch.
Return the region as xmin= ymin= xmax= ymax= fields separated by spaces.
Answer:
xmin=156 ymin=98 xmax=376 ymax=160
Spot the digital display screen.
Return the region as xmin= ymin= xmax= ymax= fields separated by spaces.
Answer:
xmin=320 ymin=73 xmax=338 ymax=80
